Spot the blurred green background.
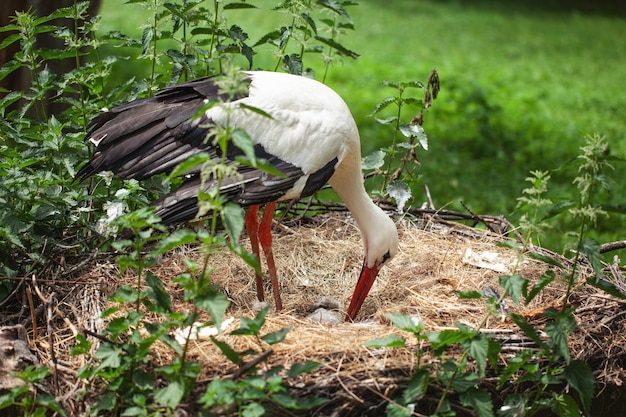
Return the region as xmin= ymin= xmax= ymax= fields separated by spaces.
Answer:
xmin=97 ymin=0 xmax=625 ymax=253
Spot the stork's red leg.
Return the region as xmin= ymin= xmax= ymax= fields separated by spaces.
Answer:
xmin=258 ymin=201 xmax=283 ymax=310
xmin=245 ymin=205 xmax=265 ymax=302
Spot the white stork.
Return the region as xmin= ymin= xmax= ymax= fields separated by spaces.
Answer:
xmin=78 ymin=71 xmax=399 ymax=321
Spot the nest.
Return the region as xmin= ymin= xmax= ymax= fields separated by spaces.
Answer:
xmin=3 ymin=207 xmax=626 ymax=416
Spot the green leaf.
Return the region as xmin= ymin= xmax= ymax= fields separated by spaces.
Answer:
xmin=458 ymin=290 xmax=483 ymax=299
xmin=509 ymin=313 xmax=549 ymax=349
xmin=526 ymin=252 xmax=564 ymax=269
xmin=231 ymin=307 xmax=267 ymax=336
xmin=427 ymin=329 xmax=471 ymax=351
xmin=283 ymin=53 xmax=303 ymax=75
xmin=399 ymin=123 xmax=428 ymax=150
xmin=544 ymin=310 xmax=576 ymax=363
xmin=222 ymin=202 xmax=245 ymax=242
xmin=543 ymin=200 xmax=576 ymax=220
xmin=400 ymin=369 xmax=429 ymax=404
xmin=231 ymin=127 xmax=257 ymax=165
xmin=460 ymin=387 xmax=494 ymax=417
xmin=550 ymin=393 xmax=580 ymax=417
xmin=526 ymin=270 xmax=555 ymax=305
xmin=151 ymin=229 xmax=196 ymax=256
xmin=497 ymin=350 xmax=534 ymax=390
xmin=450 ymin=372 xmax=480 ymax=392
xmin=170 ymin=152 xmax=211 ymax=178
xmin=90 ymin=391 xmax=117 ymax=414
xmin=211 ymin=336 xmax=242 ymax=365
xmin=363 ymin=335 xmax=406 ymax=348
xmin=580 ymin=237 xmax=626 ymax=299
xmin=361 ymin=150 xmax=385 ymax=170
xmin=564 ymin=360 xmax=594 ymax=414
xmin=387 ymin=180 xmax=412 ymax=212
xmin=145 ymin=272 xmax=171 ymax=313
xmin=499 ymin=274 xmax=528 ymax=305
xmin=71 ymin=334 xmax=92 ymax=356
xmin=242 ymin=402 xmax=265 ymax=417
xmin=314 ymin=36 xmax=359 ymax=58
xmin=195 ymin=292 xmax=229 ymax=331
xmin=155 ymin=378 xmax=185 ymax=409
xmin=386 ymin=403 xmax=414 ymax=417
xmin=387 ymin=313 xmax=423 ymax=334
xmin=599 ymin=203 xmax=626 ymax=214
xmin=94 ymin=343 xmax=122 ymax=368
xmin=369 ymin=97 xmax=396 ymax=116
xmin=224 ymin=2 xmax=257 ymax=9
xmin=287 ymin=360 xmax=322 ymax=378
xmin=462 ymin=333 xmax=489 ymax=376
xmin=262 ymin=326 xmax=291 ymax=345
xmin=317 ymin=0 xmax=352 ymax=20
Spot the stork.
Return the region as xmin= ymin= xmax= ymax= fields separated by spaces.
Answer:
xmin=77 ymin=70 xmax=399 ymax=321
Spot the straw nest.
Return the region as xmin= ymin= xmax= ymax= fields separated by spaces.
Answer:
xmin=4 ymin=206 xmax=626 ymax=416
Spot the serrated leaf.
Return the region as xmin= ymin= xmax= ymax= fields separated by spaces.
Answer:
xmin=462 ymin=333 xmax=489 ymax=376
xmin=544 ymin=311 xmax=575 ymax=363
xmin=369 ymin=97 xmax=396 ymax=116
xmin=499 ymin=274 xmax=528 ymax=305
xmin=361 ymin=150 xmax=385 ymax=170
xmin=224 ymin=2 xmax=257 ymax=9
xmin=141 ymin=27 xmax=154 ymax=55
xmin=363 ymin=335 xmax=406 ymax=348
xmin=314 ymin=36 xmax=359 ymax=58
xmin=387 ymin=180 xmax=411 ymax=212
xmin=287 ymin=360 xmax=322 ymax=378
xmin=399 ymin=123 xmax=428 ymax=150
xmin=316 ymin=0 xmax=352 ymax=21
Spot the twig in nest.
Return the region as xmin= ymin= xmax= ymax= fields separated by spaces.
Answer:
xmin=31 ymin=275 xmax=59 ymax=392
xmin=424 ymin=184 xmax=435 ymax=210
xmin=82 ymin=328 xmax=115 ymax=345
xmin=228 ymin=348 xmax=274 ymax=380
xmin=600 ymin=240 xmax=626 ymax=254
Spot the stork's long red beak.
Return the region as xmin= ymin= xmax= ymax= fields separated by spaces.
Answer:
xmin=345 ymin=261 xmax=380 ymax=321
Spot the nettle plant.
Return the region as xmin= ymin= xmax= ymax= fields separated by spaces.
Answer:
xmin=363 ymin=69 xmax=440 ymax=212
xmin=367 ymin=134 xmax=623 ymax=417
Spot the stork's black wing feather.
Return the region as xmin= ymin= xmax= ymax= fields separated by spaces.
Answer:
xmin=78 ymin=75 xmax=335 ymax=225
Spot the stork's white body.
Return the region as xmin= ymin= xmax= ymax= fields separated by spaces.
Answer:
xmin=79 ymin=70 xmax=399 ymax=320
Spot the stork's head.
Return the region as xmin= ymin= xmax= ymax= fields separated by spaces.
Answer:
xmin=345 ymin=212 xmax=399 ymax=321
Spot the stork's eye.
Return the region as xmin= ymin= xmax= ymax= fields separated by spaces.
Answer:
xmin=379 ymin=250 xmax=392 ymax=266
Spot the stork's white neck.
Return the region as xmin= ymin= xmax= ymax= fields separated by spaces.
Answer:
xmin=329 ymin=157 xmax=399 ymax=269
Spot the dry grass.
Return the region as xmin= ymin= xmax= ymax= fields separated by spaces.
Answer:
xmin=8 ymin=211 xmax=626 ymax=415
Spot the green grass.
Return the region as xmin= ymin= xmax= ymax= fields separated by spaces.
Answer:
xmin=97 ymin=0 xmax=625 ymax=253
